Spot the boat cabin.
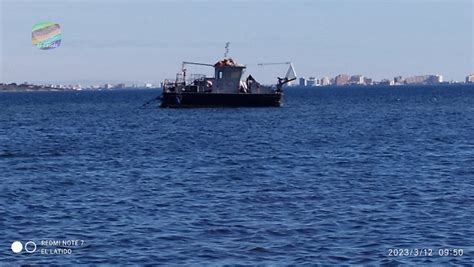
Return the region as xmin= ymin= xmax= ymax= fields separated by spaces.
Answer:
xmin=213 ymin=58 xmax=245 ymax=93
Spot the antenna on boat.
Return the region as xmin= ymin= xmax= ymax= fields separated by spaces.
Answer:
xmin=224 ymin=42 xmax=230 ymax=58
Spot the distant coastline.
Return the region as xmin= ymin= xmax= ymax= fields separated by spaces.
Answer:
xmin=2 ymin=73 xmax=474 ymax=92
xmin=0 ymin=83 xmax=62 ymax=92
xmin=1 ymin=81 xmax=474 ymax=92
xmin=0 ymin=83 xmax=159 ymax=92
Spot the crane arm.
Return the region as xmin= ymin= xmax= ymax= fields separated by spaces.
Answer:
xmin=257 ymin=62 xmax=291 ymax=66
xmin=182 ymin=61 xmax=214 ymax=70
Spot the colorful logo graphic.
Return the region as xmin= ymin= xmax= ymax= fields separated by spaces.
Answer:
xmin=32 ymin=22 xmax=62 ymax=50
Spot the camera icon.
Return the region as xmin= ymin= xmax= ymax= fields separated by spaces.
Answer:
xmin=11 ymin=241 xmax=37 ymax=254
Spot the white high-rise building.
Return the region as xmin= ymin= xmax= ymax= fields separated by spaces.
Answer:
xmin=466 ymin=74 xmax=474 ymax=83
xmin=307 ymin=77 xmax=317 ymax=86
xmin=320 ymin=76 xmax=331 ymax=86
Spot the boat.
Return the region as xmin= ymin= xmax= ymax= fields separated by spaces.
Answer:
xmin=160 ymin=50 xmax=296 ymax=108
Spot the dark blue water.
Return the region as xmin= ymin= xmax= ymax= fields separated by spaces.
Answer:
xmin=1 ymin=85 xmax=473 ymax=265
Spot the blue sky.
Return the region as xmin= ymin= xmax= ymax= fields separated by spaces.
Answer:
xmin=0 ymin=0 xmax=472 ymax=85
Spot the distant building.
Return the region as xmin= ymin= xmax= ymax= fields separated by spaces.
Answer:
xmin=335 ymin=74 xmax=349 ymax=86
xmin=364 ymin=77 xmax=373 ymax=85
xmin=144 ymin=83 xmax=153 ymax=88
xmin=404 ymin=76 xmax=425 ymax=84
xmin=306 ymin=77 xmax=317 ymax=86
xmin=349 ymin=75 xmax=365 ymax=85
xmin=405 ymin=75 xmax=443 ymax=85
xmin=428 ymin=75 xmax=443 ymax=84
xmin=115 ymin=83 xmax=126 ymax=89
xmin=104 ymin=83 xmax=114 ymax=89
xmin=299 ymin=77 xmax=307 ymax=87
xmin=394 ymin=76 xmax=403 ymax=85
xmin=379 ymin=79 xmax=394 ymax=86
xmin=465 ymin=74 xmax=474 ymax=83
xmin=320 ymin=76 xmax=331 ymax=86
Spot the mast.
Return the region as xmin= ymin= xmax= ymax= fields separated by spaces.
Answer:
xmin=224 ymin=42 xmax=230 ymax=58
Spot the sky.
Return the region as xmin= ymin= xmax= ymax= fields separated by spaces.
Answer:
xmin=0 ymin=0 xmax=473 ymax=85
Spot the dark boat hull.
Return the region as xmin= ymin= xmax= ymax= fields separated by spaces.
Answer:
xmin=160 ymin=92 xmax=282 ymax=108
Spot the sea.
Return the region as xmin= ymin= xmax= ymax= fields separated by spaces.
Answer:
xmin=1 ymin=85 xmax=473 ymax=265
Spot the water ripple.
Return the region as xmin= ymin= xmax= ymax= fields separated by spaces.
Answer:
xmin=1 ymin=86 xmax=474 ymax=264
